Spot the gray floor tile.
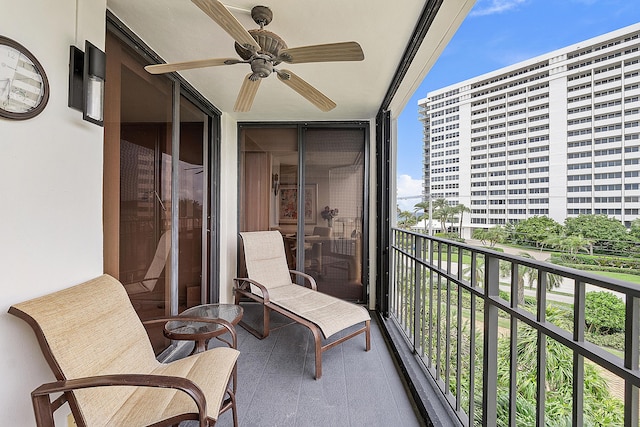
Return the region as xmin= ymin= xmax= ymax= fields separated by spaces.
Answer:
xmin=207 ymin=314 xmax=423 ymax=426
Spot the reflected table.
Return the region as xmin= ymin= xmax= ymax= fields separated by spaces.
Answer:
xmin=164 ymin=304 xmax=243 ymax=353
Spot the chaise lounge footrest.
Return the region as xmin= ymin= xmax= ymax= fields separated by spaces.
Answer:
xmin=234 ymin=231 xmax=371 ymax=379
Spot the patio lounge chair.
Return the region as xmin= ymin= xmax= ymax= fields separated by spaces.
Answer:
xmin=8 ymin=274 xmax=239 ymax=427
xmin=234 ymin=230 xmax=371 ymax=379
xmin=123 ymin=230 xmax=171 ymax=295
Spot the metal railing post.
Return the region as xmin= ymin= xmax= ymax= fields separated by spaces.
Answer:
xmin=414 ymin=237 xmax=423 ymax=353
xmin=482 ymin=254 xmax=499 ymax=426
xmin=573 ymin=279 xmax=585 ymax=427
xmin=536 ymin=271 xmax=547 ymax=426
xmin=624 ymin=295 xmax=639 ymax=427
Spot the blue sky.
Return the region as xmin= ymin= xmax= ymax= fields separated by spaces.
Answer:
xmin=396 ymin=0 xmax=640 ymax=210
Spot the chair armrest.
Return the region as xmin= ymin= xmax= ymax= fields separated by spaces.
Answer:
xmin=233 ymin=278 xmax=271 ymax=303
xmin=143 ymin=316 xmax=237 ymax=349
xmin=290 ymin=270 xmax=317 ymax=290
xmin=31 ymin=374 xmax=208 ymax=427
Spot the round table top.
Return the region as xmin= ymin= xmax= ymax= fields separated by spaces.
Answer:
xmin=164 ymin=303 xmax=243 ymax=340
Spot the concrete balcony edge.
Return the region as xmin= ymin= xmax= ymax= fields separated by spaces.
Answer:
xmin=375 ymin=312 xmax=462 ymax=427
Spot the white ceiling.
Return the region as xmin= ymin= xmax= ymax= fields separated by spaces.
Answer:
xmin=107 ymin=0 xmax=475 ymax=121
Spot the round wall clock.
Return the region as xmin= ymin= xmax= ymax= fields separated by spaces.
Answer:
xmin=0 ymin=35 xmax=50 ymax=120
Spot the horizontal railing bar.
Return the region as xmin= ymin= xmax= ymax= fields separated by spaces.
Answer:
xmin=391 ymin=233 xmax=640 ymax=298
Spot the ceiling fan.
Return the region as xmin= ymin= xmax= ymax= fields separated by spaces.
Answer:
xmin=144 ymin=0 xmax=364 ymax=112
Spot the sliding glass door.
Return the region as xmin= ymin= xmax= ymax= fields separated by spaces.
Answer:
xmin=303 ymin=128 xmax=365 ymax=301
xmin=239 ymin=124 xmax=367 ymax=302
xmin=105 ymin=28 xmax=218 ymax=354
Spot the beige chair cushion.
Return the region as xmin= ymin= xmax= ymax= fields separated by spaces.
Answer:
xmin=12 ymin=274 xmax=239 ymax=425
xmin=240 ymin=231 xmax=370 ymax=338
xmin=106 ymin=349 xmax=238 ymax=425
xmin=268 ymin=285 xmax=370 ymax=338
xmin=241 ymin=231 xmax=293 ymax=290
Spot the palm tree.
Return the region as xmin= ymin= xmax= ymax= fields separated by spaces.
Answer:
xmin=413 ymin=200 xmax=430 ymax=218
xmin=558 ymin=235 xmax=592 ymax=261
xmin=432 ymin=198 xmax=452 ymax=233
xmin=543 ymin=234 xmax=592 ymax=261
xmin=541 ymin=234 xmax=563 ymax=252
xmin=499 ymin=252 xmax=563 ymax=306
xmin=462 ymin=253 xmax=485 ymax=288
xmin=494 ymin=307 xmax=623 ymax=426
xmin=432 ymin=197 xmax=448 ymax=212
xmin=486 ymin=226 xmax=507 ymax=247
xmin=397 ymin=210 xmax=417 ymax=229
xmin=454 ymin=203 xmax=470 ymax=238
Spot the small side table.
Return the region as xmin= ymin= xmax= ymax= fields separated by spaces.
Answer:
xmin=164 ymin=304 xmax=243 ymax=354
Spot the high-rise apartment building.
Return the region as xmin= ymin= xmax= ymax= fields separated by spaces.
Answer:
xmin=419 ymin=23 xmax=640 ymax=235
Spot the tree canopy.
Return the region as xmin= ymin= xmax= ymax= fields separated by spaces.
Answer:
xmin=513 ymin=216 xmax=563 ymax=248
xmin=397 ymin=209 xmax=417 ymax=229
xmin=564 ymin=214 xmax=633 ymax=256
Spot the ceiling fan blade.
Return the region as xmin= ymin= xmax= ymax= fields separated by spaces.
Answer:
xmin=278 ymin=42 xmax=364 ymax=64
xmin=234 ymin=74 xmax=261 ymax=112
xmin=191 ymin=0 xmax=260 ymax=51
xmin=277 ymin=70 xmax=336 ymax=112
xmin=145 ymin=58 xmax=239 ymax=74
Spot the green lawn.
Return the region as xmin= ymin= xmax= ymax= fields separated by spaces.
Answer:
xmin=589 ymin=270 xmax=640 ymax=284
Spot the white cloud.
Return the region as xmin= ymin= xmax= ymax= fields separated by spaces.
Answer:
xmin=470 ymin=0 xmax=527 ymax=16
xmin=396 ymin=174 xmax=423 ymax=212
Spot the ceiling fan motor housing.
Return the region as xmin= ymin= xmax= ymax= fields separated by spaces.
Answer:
xmin=235 ymin=29 xmax=288 ymax=65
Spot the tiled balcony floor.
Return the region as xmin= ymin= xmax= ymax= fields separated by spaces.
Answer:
xmin=199 ymin=305 xmax=424 ymax=426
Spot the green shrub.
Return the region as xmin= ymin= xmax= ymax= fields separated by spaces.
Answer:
xmin=434 ymin=232 xmax=465 ymax=243
xmin=551 ymin=253 xmax=640 ymax=269
xmin=585 ymin=331 xmax=625 ymax=351
xmin=498 ymin=290 xmax=536 ymax=307
xmin=550 ymin=261 xmax=640 ymax=276
xmin=584 ymin=291 xmax=625 ymax=334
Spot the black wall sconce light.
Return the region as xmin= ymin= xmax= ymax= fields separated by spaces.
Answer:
xmin=69 ymin=41 xmax=106 ymax=126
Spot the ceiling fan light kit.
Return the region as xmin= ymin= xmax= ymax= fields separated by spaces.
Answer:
xmin=144 ymin=0 xmax=364 ymax=112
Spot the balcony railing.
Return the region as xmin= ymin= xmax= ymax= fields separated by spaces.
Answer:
xmin=389 ymin=228 xmax=640 ymax=426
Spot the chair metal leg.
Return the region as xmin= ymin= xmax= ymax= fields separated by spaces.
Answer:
xmin=31 ymin=394 xmax=55 ymax=427
xmin=230 ymin=390 xmax=238 ymax=427
xmin=365 ymin=320 xmax=371 ymax=351
xmin=311 ymin=328 xmax=323 ymax=380
xmin=263 ymin=305 xmax=270 ymax=338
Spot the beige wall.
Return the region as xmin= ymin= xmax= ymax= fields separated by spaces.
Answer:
xmin=219 ymin=113 xmax=239 ymax=304
xmin=0 ymin=0 xmax=107 ymax=424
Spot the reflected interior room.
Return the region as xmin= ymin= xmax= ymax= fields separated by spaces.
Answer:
xmin=240 ymin=126 xmax=366 ymax=302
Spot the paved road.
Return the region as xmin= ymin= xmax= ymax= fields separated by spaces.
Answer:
xmin=465 ymin=238 xmax=551 ymax=261
xmin=466 ymin=239 xmax=587 ymax=304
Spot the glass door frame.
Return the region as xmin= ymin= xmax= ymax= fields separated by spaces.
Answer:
xmin=237 ymin=121 xmax=371 ymax=302
xmin=106 ymin=12 xmax=222 ymax=313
